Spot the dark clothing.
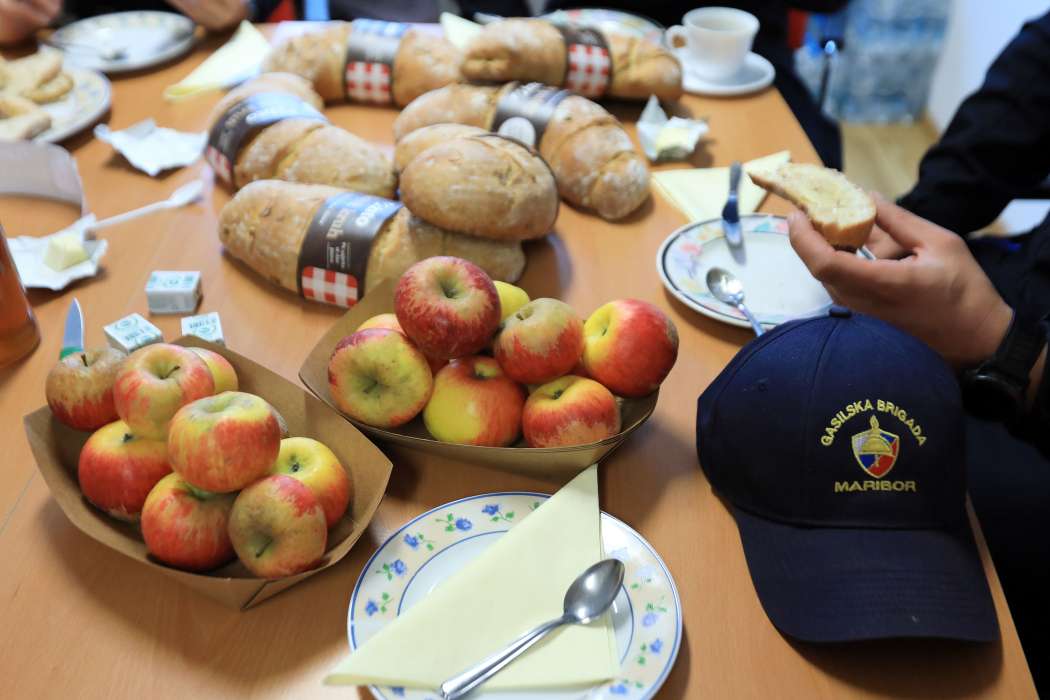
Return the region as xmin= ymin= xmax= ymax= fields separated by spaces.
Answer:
xmin=543 ymin=0 xmax=846 ymax=168
xmin=58 ymin=1 xmax=288 ymax=23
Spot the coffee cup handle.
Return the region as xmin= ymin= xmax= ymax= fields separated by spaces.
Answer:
xmin=666 ymin=25 xmax=689 ymax=51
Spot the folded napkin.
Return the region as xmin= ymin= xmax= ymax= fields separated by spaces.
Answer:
xmin=95 ymin=120 xmax=206 ymax=176
xmin=10 ymin=216 xmax=107 ymax=291
xmin=653 ymin=150 xmax=791 ymax=222
xmin=164 ymin=22 xmax=270 ymax=101
xmin=325 ymin=466 xmax=618 ymax=691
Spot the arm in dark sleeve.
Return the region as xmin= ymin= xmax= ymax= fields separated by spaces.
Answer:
xmin=898 ymin=10 xmax=1050 ymax=234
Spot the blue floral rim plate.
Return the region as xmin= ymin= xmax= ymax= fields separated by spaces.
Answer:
xmin=348 ymin=491 xmax=682 ymax=700
xmin=50 ymin=11 xmax=196 ymax=74
xmin=36 ymin=66 xmax=111 ymax=143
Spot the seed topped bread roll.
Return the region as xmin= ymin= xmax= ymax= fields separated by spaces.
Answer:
xmin=748 ymin=163 xmax=876 ymax=250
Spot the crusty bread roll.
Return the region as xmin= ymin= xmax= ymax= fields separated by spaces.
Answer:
xmin=218 ymin=181 xmax=525 ymax=301
xmin=400 ymin=133 xmax=559 ymax=240
xmin=262 ymin=21 xmax=461 ymax=107
xmin=393 ymin=84 xmax=649 ymax=220
xmin=462 ymin=18 xmax=682 ymax=102
xmin=394 ymin=123 xmax=487 ymax=172
xmin=748 ymin=163 xmax=876 ymax=250
xmin=207 ymin=74 xmax=396 ymax=197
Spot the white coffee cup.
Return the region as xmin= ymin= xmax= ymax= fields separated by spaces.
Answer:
xmin=666 ymin=7 xmax=759 ymax=82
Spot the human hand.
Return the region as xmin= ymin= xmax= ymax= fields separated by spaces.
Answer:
xmin=166 ymin=0 xmax=249 ymax=31
xmin=788 ymin=194 xmax=1013 ymax=369
xmin=0 ymin=0 xmax=60 ymax=45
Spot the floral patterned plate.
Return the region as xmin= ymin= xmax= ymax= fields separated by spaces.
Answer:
xmin=349 ymin=492 xmax=682 ymax=700
xmin=656 ymin=214 xmax=832 ymax=330
xmin=35 ymin=66 xmax=111 ymax=144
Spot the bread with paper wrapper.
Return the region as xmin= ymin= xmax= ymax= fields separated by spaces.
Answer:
xmin=461 ymin=18 xmax=682 ymax=102
xmin=393 ymin=123 xmax=487 ymax=172
xmin=393 ymin=83 xmax=650 ymax=220
xmin=748 ymin=163 xmax=876 ymax=251
xmin=207 ymin=74 xmax=396 ymax=197
xmin=217 ymin=181 xmax=525 ymax=300
xmin=262 ymin=22 xmax=461 ymax=107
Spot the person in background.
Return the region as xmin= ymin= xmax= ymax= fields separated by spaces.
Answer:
xmin=788 ymin=10 xmax=1050 ymax=691
xmin=324 ymin=1 xmax=528 ymax=23
xmin=543 ymin=0 xmax=848 ymax=169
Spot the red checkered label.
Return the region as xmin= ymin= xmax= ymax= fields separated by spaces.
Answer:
xmin=204 ymin=145 xmax=233 ymax=184
xmin=345 ymin=61 xmax=392 ymax=103
xmin=300 ymin=266 xmax=359 ymax=308
xmin=565 ymin=43 xmax=611 ymax=98
xmin=344 ymin=19 xmax=407 ymax=104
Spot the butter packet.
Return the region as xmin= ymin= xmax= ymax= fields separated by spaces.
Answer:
xmin=105 ymin=314 xmax=163 ymax=353
xmin=146 ymin=270 xmax=202 ymax=315
xmin=636 ymin=95 xmax=708 ymax=162
xmin=181 ymin=312 xmax=224 ymax=346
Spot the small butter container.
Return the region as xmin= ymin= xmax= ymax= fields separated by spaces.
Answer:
xmin=181 ymin=312 xmax=225 ymax=346
xmin=104 ymin=313 xmax=163 ymax=353
xmin=146 ymin=270 xmax=201 ymax=315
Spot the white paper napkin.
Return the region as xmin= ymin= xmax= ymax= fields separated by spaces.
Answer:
xmin=95 ymin=120 xmax=206 ymax=176
xmin=10 ymin=216 xmax=108 ymax=290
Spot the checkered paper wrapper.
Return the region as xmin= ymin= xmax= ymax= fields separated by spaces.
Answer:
xmin=343 ymin=19 xmax=408 ymax=104
xmin=556 ymin=24 xmax=611 ymax=98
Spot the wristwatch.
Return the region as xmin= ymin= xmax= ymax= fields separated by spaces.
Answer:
xmin=961 ymin=311 xmax=1047 ymax=422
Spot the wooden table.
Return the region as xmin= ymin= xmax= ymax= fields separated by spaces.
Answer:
xmin=0 ymin=31 xmax=1037 ymax=699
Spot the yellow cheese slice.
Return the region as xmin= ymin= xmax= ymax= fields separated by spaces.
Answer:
xmin=325 ymin=466 xmax=618 ymax=690
xmin=653 ymin=150 xmax=791 ymax=223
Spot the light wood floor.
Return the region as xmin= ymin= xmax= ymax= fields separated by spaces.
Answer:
xmin=840 ymin=120 xmax=940 ymax=200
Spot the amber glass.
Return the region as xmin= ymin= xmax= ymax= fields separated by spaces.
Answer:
xmin=0 ymin=224 xmax=40 ymax=367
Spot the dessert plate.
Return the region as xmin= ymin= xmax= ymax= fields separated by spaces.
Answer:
xmin=35 ymin=67 xmax=110 ymax=143
xmin=349 ymin=492 xmax=682 ymax=700
xmin=50 ymin=11 xmax=196 ymax=74
xmin=657 ymin=214 xmax=832 ymax=329
xmin=679 ymin=52 xmax=775 ymax=97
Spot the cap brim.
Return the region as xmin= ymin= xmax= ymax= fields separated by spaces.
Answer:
xmin=732 ymin=507 xmax=999 ymax=643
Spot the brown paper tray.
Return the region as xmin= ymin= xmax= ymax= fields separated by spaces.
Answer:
xmin=24 ymin=336 xmax=393 ymax=609
xmin=299 ymin=279 xmax=658 ymax=479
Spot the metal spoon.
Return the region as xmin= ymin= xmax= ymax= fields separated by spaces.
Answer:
xmin=706 ymin=267 xmax=765 ymax=336
xmin=439 ymin=559 xmax=625 ymax=700
xmin=86 ymin=179 xmax=205 ymax=237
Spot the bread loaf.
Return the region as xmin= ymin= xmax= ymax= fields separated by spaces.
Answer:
xmin=394 ymin=123 xmax=487 ymax=172
xmin=400 ymin=133 xmax=559 ymax=240
xmin=462 ymin=18 xmax=682 ymax=102
xmin=207 ymin=74 xmax=396 ymax=197
xmin=262 ymin=21 xmax=461 ymax=107
xmin=218 ymin=181 xmax=525 ymax=303
xmin=393 ymin=83 xmax=650 ymax=220
xmin=748 ymin=163 xmax=875 ymax=250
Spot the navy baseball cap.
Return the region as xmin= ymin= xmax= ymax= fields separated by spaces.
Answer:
xmin=697 ymin=307 xmax=999 ymax=643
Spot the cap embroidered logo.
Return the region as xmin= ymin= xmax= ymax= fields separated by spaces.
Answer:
xmin=850 ymin=415 xmax=899 ymax=478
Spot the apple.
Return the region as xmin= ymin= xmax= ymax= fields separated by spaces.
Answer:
xmin=228 ymin=474 xmax=328 ymax=579
xmin=394 ymin=256 xmax=501 ymax=360
xmin=45 ymin=347 xmax=126 ymax=431
xmin=328 ymin=328 xmax=433 ymax=429
xmin=113 ymin=344 xmax=215 ymax=440
xmin=168 ymin=391 xmax=282 ymax=493
xmin=271 ymin=437 xmax=352 ymax=528
xmin=494 ymin=298 xmax=584 ymax=385
xmin=77 ymin=420 xmax=171 ymax=521
xmin=494 ymin=281 xmax=530 ymax=321
xmin=356 ymin=312 xmax=447 ymax=375
xmin=523 ymin=375 xmax=621 ymax=447
xmin=423 ymin=356 xmax=526 ymax=446
xmin=188 ymin=347 xmax=238 ymax=394
xmin=141 ymin=472 xmax=236 ymax=572
xmin=582 ymin=300 xmax=679 ymax=398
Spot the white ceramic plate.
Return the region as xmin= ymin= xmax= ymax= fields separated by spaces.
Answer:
xmin=349 ymin=492 xmax=682 ymax=700
xmin=50 ymin=11 xmax=196 ymax=74
xmin=542 ymin=8 xmax=665 ymax=44
xmin=657 ymin=214 xmax=832 ymax=329
xmin=35 ymin=66 xmax=111 ymax=143
xmin=679 ymin=52 xmax=775 ymax=97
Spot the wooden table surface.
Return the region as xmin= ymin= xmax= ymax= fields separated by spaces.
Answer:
xmin=0 ymin=30 xmax=1037 ymax=700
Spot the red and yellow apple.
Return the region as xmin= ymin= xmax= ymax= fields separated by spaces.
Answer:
xmin=328 ymin=328 xmax=433 ymax=429
xmin=523 ymin=375 xmax=621 ymax=447
xmin=167 ymin=391 xmax=281 ymax=493
xmin=188 ymin=347 xmax=238 ymax=393
xmin=356 ymin=312 xmax=447 ymax=374
xmin=394 ymin=256 xmax=501 ymax=360
xmin=45 ymin=347 xmax=126 ymax=430
xmin=141 ymin=472 xmax=236 ymax=572
xmin=271 ymin=437 xmax=352 ymax=528
xmin=582 ymin=300 xmax=679 ymax=397
xmin=77 ymin=419 xmax=171 ymax=520
xmin=423 ymin=356 xmax=526 ymax=446
xmin=112 ymin=344 xmax=215 ymax=440
xmin=494 ymin=281 xmax=530 ymax=321
xmin=494 ymin=298 xmax=584 ymax=385
xmin=228 ymin=474 xmax=328 ymax=579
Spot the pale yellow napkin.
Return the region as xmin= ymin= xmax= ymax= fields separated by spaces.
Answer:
xmin=440 ymin=11 xmax=482 ymax=50
xmin=653 ymin=150 xmax=791 ymax=222
xmin=325 ymin=465 xmax=618 ymax=691
xmin=163 ymin=22 xmax=270 ymax=101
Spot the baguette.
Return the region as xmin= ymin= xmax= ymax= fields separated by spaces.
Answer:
xmin=462 ymin=18 xmax=682 ymax=102
xmin=262 ymin=21 xmax=461 ymax=107
xmin=748 ymin=163 xmax=875 ymax=250
xmin=399 ymin=133 xmax=559 ymax=240
xmin=393 ymin=83 xmax=649 ymax=220
xmin=218 ymin=181 xmax=525 ymax=302
xmin=207 ymin=74 xmax=396 ymax=197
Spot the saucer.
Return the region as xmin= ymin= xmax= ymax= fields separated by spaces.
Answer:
xmin=679 ymin=52 xmax=776 ymax=97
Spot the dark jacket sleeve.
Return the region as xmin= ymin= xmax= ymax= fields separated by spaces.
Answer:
xmin=898 ymin=10 xmax=1050 ymax=234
